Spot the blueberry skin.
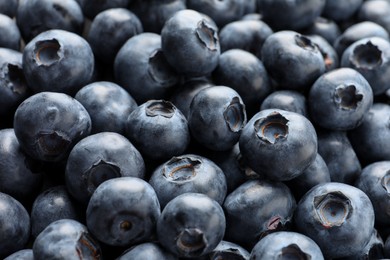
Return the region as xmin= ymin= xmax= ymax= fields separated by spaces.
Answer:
xmin=341 ymin=37 xmax=390 ymax=96
xmin=224 ymin=179 xmax=296 ymax=250
xmin=249 ymin=231 xmax=324 ymax=260
xmin=317 ymin=130 xmax=361 ymax=184
xmin=75 ymin=81 xmax=138 ymax=135
xmin=307 ymin=34 xmax=340 ymax=72
xmin=114 ymin=33 xmax=179 ymax=104
xmin=340 ymin=229 xmax=385 ymax=259
xmin=16 ymin=0 xmax=84 ymax=43
xmin=86 ymin=177 xmax=161 ymax=247
xmin=78 ymin=0 xmax=130 ymax=19
xmin=355 ymin=161 xmax=390 ymax=227
xmin=125 ymin=100 xmax=190 ymax=161
xmin=0 ymin=48 xmax=31 ymax=127
xmin=294 ymin=182 xmax=375 ymax=259
xmin=117 ymin=242 xmax=178 ymax=260
xmin=0 ymin=192 xmax=30 ymax=259
xmin=22 ymin=29 xmax=95 ymax=95
xmin=188 ymin=85 xmax=247 ymax=151
xmin=261 ymin=31 xmax=326 ymax=91
xmin=186 ymin=0 xmax=255 ymax=28
xmin=0 ymin=129 xmax=43 ymax=203
xmin=149 ymin=154 xmax=227 ymax=208
xmin=13 ymin=92 xmax=91 ymax=162
xmin=348 ymin=103 xmax=390 ymax=165
xmin=65 ymin=132 xmax=145 ymax=205
xmin=322 ymin=0 xmax=363 ymax=22
xmin=0 ymin=0 xmax=18 ymax=17
xmin=260 ymin=90 xmax=308 ymax=117
xmin=358 ymin=0 xmax=390 ymax=34
xmin=157 ymin=193 xmax=226 ymax=258
xmin=333 ymin=21 xmax=389 ymax=57
xmin=161 ymin=9 xmax=220 ymax=77
xmin=30 ymin=185 xmax=80 ymax=238
xmin=212 ymin=49 xmax=271 ymax=117
xmin=129 ymin=0 xmax=186 ymax=34
xmin=239 ymin=109 xmax=317 ymax=181
xmin=33 ymin=219 xmax=102 ymax=260
xmin=0 ymin=14 xmax=21 ymax=50
xmin=200 ymin=240 xmax=250 ymax=260
xmin=301 ymin=16 xmax=341 ymax=45
xmin=308 ymin=68 xmax=373 ymax=130
xmin=219 ymin=19 xmax=273 ymax=58
xmin=88 ymin=8 xmax=143 ymax=65
xmin=257 ymin=0 xmax=325 ymax=31
xmin=4 ymin=249 xmax=34 ymax=260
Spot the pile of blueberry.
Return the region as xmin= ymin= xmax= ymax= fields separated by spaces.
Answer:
xmin=1 ymin=0 xmax=390 ymax=259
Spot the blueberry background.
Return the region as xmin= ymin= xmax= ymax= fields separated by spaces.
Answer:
xmin=1 ymin=0 xmax=390 ymax=259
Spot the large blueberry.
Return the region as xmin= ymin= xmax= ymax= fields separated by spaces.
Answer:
xmin=65 ymin=132 xmax=145 ymax=205
xmin=239 ymin=109 xmax=317 ymax=181
xmin=22 ymin=29 xmax=94 ymax=95
xmin=188 ymin=85 xmax=247 ymax=151
xmin=294 ymin=182 xmax=375 ymax=258
xmin=260 ymin=90 xmax=308 ymax=117
xmin=13 ymin=92 xmax=91 ymax=162
xmin=149 ymin=154 xmax=227 ymax=208
xmin=223 ymin=179 xmax=296 ymax=250
xmin=161 ymin=9 xmax=220 ymax=77
xmin=308 ymin=68 xmax=373 ymax=130
xmin=0 ymin=192 xmax=30 ymax=259
xmin=157 ymin=193 xmax=226 ymax=258
xmin=33 ymin=219 xmax=101 ymax=259
xmin=86 ymin=177 xmax=161 ymax=247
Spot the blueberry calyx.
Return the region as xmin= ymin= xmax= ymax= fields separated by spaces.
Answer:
xmin=76 ymin=232 xmax=102 ymax=259
xmin=196 ymin=20 xmax=218 ymax=52
xmin=211 ymin=250 xmax=245 ymax=260
xmin=162 ymin=156 xmax=201 ymax=182
xmin=224 ymin=97 xmax=246 ymax=133
xmin=278 ymin=244 xmax=311 ymax=260
xmin=333 ymin=85 xmax=363 ymax=110
xmin=176 ymin=228 xmax=207 ymax=255
xmin=267 ymin=215 xmax=283 ymax=231
xmin=314 ymin=192 xmax=352 ymax=229
xmin=83 ymin=160 xmax=121 ymax=194
xmin=351 ymin=41 xmax=382 ymax=70
xmin=148 ymin=49 xmax=177 ymax=86
xmin=34 ymin=39 xmax=63 ymax=66
xmin=36 ymin=130 xmax=71 ymax=157
xmin=381 ymin=170 xmax=390 ymax=194
xmin=254 ymin=111 xmax=289 ymax=144
xmin=1 ymin=63 xmax=26 ymax=94
xmin=295 ymin=34 xmax=317 ymax=52
xmin=145 ymin=100 xmax=175 ymax=118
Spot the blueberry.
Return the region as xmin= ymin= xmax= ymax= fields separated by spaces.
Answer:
xmin=156 ymin=193 xmax=226 ymax=258
xmin=86 ymin=177 xmax=161 ymax=247
xmin=13 ymin=92 xmax=91 ymax=162
xmin=358 ymin=0 xmax=390 ymax=34
xmin=239 ymin=109 xmax=317 ymax=181
xmin=117 ymin=242 xmax=178 ymax=260
xmin=260 ymin=90 xmax=308 ymax=117
xmin=22 ymin=29 xmax=95 ymax=95
xmin=0 ymin=0 xmax=18 ymax=18
xmin=33 ymin=219 xmax=101 ymax=259
xmin=87 ymin=8 xmax=143 ymax=65
xmin=125 ymin=99 xmax=190 ymax=161
xmin=202 ymin=240 xmax=250 ymax=260
xmin=188 ymin=85 xmax=247 ymax=151
xmin=223 ymin=179 xmax=296 ymax=250
xmin=114 ymin=33 xmax=179 ymax=104
xmin=30 ymin=185 xmax=81 ymax=238
xmin=78 ymin=0 xmax=130 ymax=19
xmin=149 ymin=154 xmax=227 ymax=208
xmin=0 ymin=14 xmax=21 ymax=50
xmin=65 ymin=132 xmax=145 ymax=204
xmin=16 ymin=0 xmax=84 ymax=43
xmin=321 ymin=0 xmax=363 ymax=22
xmin=0 ymin=192 xmax=30 ymax=259
xmin=161 ymin=9 xmax=220 ymax=77
xmin=308 ymin=68 xmax=373 ymax=130
xmin=261 ymin=30 xmax=326 ymax=91
xmin=301 ymin=16 xmax=341 ymax=45
xmin=0 ymin=129 xmax=42 ymax=203
xmin=212 ymin=49 xmax=271 ymax=117
xmin=249 ymin=231 xmax=324 ymax=260
xmin=307 ymin=34 xmax=340 ymax=71
xmin=75 ymin=81 xmax=138 ymax=135
xmin=218 ymin=19 xmax=273 ymax=58
xmin=4 ymin=249 xmax=34 ymax=260
xmin=348 ymin=103 xmax=390 ymax=165
xmin=341 ymin=36 xmax=390 ymax=95
xmin=317 ymin=129 xmax=361 ymax=184
xmin=294 ymin=182 xmax=375 ymax=258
